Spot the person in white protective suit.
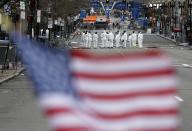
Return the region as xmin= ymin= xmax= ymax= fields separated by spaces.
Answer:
xmin=115 ymin=31 xmax=121 ymax=48
xmin=100 ymin=32 xmax=104 ymax=48
xmin=138 ymin=32 xmax=144 ymax=48
xmin=102 ymin=31 xmax=107 ymax=48
xmin=81 ymin=31 xmax=85 ymax=47
xmin=106 ymin=32 xmax=110 ymax=48
xmin=121 ymin=31 xmax=128 ymax=48
xmin=131 ymin=31 xmax=137 ymax=47
xmin=46 ymin=29 xmax=49 ymax=39
xmin=128 ymin=34 xmax=132 ymax=48
xmin=88 ymin=31 xmax=92 ymax=48
xmin=84 ymin=31 xmax=89 ymax=48
xmin=109 ymin=31 xmax=114 ymax=48
xmin=93 ymin=32 xmax=98 ymax=49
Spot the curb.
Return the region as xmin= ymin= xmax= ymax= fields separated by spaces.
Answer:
xmin=0 ymin=68 xmax=25 ymax=84
xmin=156 ymin=34 xmax=176 ymax=43
xmin=157 ymin=34 xmax=192 ymax=48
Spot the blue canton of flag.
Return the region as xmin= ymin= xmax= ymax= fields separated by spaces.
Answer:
xmin=14 ymin=34 xmax=75 ymax=96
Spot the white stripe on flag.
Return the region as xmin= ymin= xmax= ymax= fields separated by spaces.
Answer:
xmin=49 ymin=112 xmax=178 ymax=131
xmin=75 ymin=76 xmax=177 ymax=94
xmin=82 ymin=95 xmax=178 ymax=114
xmin=72 ymin=57 xmax=172 ymax=74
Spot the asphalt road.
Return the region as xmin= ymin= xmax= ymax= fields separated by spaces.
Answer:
xmin=0 ymin=35 xmax=192 ymax=131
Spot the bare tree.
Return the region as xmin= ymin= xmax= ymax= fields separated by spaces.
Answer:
xmin=39 ymin=0 xmax=89 ymax=17
xmin=0 ymin=0 xmax=11 ymax=8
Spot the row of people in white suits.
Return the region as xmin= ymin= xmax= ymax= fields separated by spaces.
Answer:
xmin=100 ymin=31 xmax=114 ymax=48
xmin=129 ymin=31 xmax=144 ymax=48
xmin=81 ymin=31 xmax=94 ymax=48
xmin=115 ymin=31 xmax=144 ymax=48
xmin=81 ymin=31 xmax=114 ymax=48
xmin=81 ymin=31 xmax=143 ymax=48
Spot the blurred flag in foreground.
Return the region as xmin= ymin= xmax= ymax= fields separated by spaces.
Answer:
xmin=15 ymin=35 xmax=179 ymax=131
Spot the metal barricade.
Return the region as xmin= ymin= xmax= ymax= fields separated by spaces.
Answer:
xmin=0 ymin=45 xmax=8 ymax=70
xmin=0 ymin=40 xmax=18 ymax=72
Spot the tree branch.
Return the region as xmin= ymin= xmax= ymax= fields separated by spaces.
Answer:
xmin=0 ymin=0 xmax=11 ymax=8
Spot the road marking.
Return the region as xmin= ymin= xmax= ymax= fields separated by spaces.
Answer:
xmin=174 ymin=63 xmax=192 ymax=68
xmin=182 ymin=64 xmax=192 ymax=68
xmin=174 ymin=96 xmax=184 ymax=102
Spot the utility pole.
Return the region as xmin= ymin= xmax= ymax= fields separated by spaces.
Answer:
xmin=36 ymin=0 xmax=39 ymax=39
xmin=0 ymin=0 xmax=11 ymax=8
xmin=36 ymin=0 xmax=40 ymax=40
xmin=53 ymin=0 xmax=57 ymax=39
xmin=28 ymin=0 xmax=36 ymax=39
xmin=47 ymin=0 xmax=53 ymax=41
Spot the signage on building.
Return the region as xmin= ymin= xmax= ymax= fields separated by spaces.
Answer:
xmin=20 ymin=11 xmax=25 ymax=20
xmin=54 ymin=20 xmax=58 ymax=25
xmin=37 ymin=10 xmax=41 ymax=23
xmin=173 ymin=27 xmax=181 ymax=32
xmin=48 ymin=18 xmax=53 ymax=29
xmin=20 ymin=1 xmax=25 ymax=10
xmin=58 ymin=17 xmax=62 ymax=23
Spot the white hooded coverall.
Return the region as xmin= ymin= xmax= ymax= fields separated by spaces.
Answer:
xmin=138 ymin=33 xmax=144 ymax=48
xmin=109 ymin=32 xmax=114 ymax=48
xmin=121 ymin=33 xmax=128 ymax=48
xmin=101 ymin=32 xmax=107 ymax=48
xmin=128 ymin=35 xmax=132 ymax=48
xmin=131 ymin=33 xmax=137 ymax=47
xmin=115 ymin=33 xmax=121 ymax=48
xmin=88 ymin=33 xmax=92 ymax=48
xmin=106 ymin=33 xmax=110 ymax=48
xmin=93 ymin=33 xmax=98 ymax=48
xmin=85 ymin=33 xmax=89 ymax=48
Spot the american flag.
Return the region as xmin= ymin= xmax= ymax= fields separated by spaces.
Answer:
xmin=15 ymin=35 xmax=179 ymax=131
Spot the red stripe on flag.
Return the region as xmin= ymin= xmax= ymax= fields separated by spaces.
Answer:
xmin=89 ymin=108 xmax=178 ymax=120
xmin=74 ymin=68 xmax=175 ymax=80
xmin=45 ymin=108 xmax=73 ymax=116
xmin=55 ymin=127 xmax=90 ymax=131
xmin=71 ymin=50 xmax=166 ymax=61
xmin=80 ymin=88 xmax=176 ymax=100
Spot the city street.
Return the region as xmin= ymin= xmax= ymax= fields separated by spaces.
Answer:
xmin=0 ymin=36 xmax=192 ymax=130
xmin=0 ymin=0 xmax=192 ymax=130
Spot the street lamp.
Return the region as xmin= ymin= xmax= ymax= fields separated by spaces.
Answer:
xmin=188 ymin=0 xmax=192 ymax=31
xmin=161 ymin=2 xmax=168 ymax=35
xmin=170 ymin=1 xmax=175 ymax=31
xmin=179 ymin=1 xmax=184 ymax=16
xmin=186 ymin=0 xmax=192 ymax=45
xmin=178 ymin=1 xmax=185 ymax=41
xmin=36 ymin=0 xmax=40 ymax=40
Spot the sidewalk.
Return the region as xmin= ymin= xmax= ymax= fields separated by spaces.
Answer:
xmin=0 ymin=66 xmax=24 ymax=84
xmin=156 ymin=34 xmax=191 ymax=47
xmin=156 ymin=34 xmax=176 ymax=43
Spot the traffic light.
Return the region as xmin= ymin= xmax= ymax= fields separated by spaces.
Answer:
xmin=106 ymin=0 xmax=109 ymax=4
